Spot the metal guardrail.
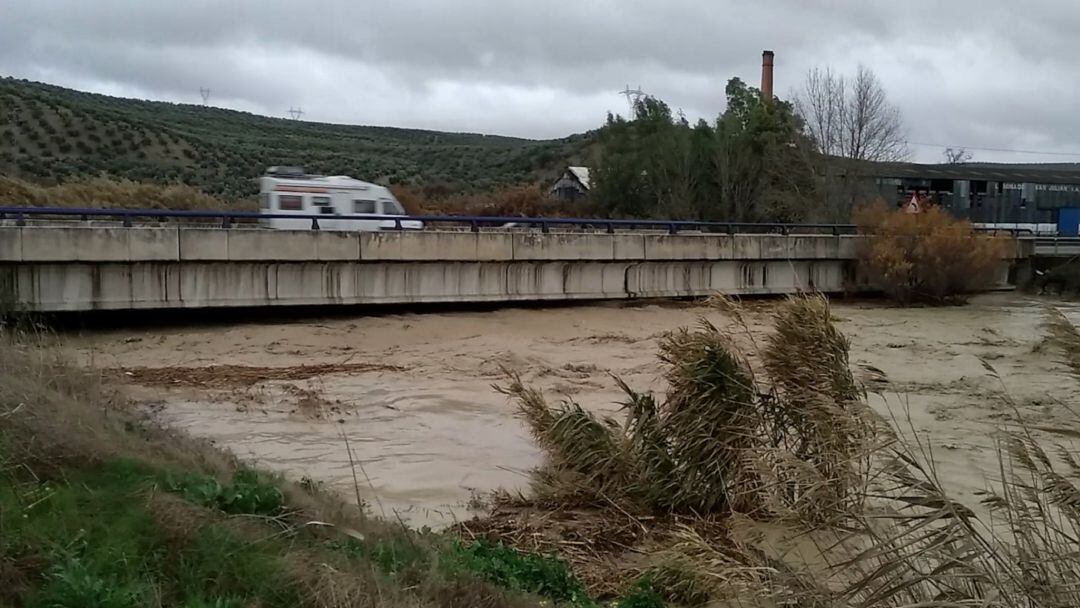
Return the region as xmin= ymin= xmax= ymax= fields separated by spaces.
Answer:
xmin=1032 ymin=237 xmax=1080 ymax=257
xmin=0 ymin=206 xmax=859 ymax=235
xmin=0 ymin=206 xmax=1040 ymax=236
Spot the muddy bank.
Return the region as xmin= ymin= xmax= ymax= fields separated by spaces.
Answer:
xmin=69 ymin=294 xmax=1080 ymax=526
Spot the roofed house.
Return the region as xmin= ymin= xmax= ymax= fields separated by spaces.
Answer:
xmin=550 ymin=166 xmax=591 ymax=201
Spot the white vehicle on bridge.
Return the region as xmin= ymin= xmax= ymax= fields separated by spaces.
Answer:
xmin=258 ymin=166 xmax=423 ymax=231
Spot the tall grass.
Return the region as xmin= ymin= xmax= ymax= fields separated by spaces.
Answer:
xmin=493 ymin=294 xmax=1080 ymax=606
xmin=854 ymin=201 xmax=1013 ymax=305
xmin=499 ymin=294 xmax=876 ymax=522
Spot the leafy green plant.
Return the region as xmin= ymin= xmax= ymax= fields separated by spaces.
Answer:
xmin=32 ymin=558 xmax=149 ymax=608
xmin=336 ymin=535 xmax=432 ymax=577
xmin=615 ymin=580 xmax=665 ymax=608
xmin=163 ymin=469 xmax=284 ymax=516
xmin=445 ymin=539 xmax=593 ymax=606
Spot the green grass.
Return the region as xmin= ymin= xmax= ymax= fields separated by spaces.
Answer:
xmin=0 ymin=452 xmax=661 ymax=607
xmin=612 ymin=581 xmax=664 ymax=608
xmin=163 ymin=468 xmax=285 ymax=516
xmin=0 ymin=458 xmax=304 ymax=608
xmin=443 ymin=539 xmax=593 ymax=606
xmin=333 ymin=535 xmax=663 ymax=607
xmin=172 ymin=526 xmax=300 ymax=606
xmin=2 ymin=460 xmax=163 ymax=607
xmin=33 ymin=557 xmax=151 ymax=608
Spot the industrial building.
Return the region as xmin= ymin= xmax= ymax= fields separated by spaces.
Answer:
xmin=862 ymin=162 xmax=1080 ymax=233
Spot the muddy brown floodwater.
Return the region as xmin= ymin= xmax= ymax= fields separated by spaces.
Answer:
xmin=69 ymin=293 xmax=1080 ymax=527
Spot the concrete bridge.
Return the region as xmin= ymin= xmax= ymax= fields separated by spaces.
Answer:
xmin=0 ymin=225 xmax=891 ymax=312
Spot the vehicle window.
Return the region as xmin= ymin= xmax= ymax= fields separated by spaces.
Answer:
xmin=353 ymin=199 xmax=377 ymax=214
xmin=277 ymin=194 xmax=303 ymax=211
xmin=379 ymin=199 xmax=404 ymax=215
xmin=312 ymin=196 xmax=335 ymax=215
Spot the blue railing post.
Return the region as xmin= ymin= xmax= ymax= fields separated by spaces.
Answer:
xmin=541 ymin=221 xmax=549 ymax=234
xmin=15 ymin=212 xmax=25 ymax=227
xmin=668 ymin=223 xmax=678 ymax=234
xmin=606 ymin=222 xmax=614 ymax=234
xmin=311 ymin=217 xmax=320 ymax=230
xmin=122 ymin=214 xmax=132 ymax=228
xmin=222 ymin=215 xmax=232 ymax=229
xmin=394 ymin=218 xmax=402 ymax=230
xmin=470 ymin=220 xmax=479 ymax=233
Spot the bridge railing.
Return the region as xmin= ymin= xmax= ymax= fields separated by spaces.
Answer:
xmin=0 ymin=205 xmax=1036 ymax=236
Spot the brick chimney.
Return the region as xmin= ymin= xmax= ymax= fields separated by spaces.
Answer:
xmin=761 ymin=50 xmax=775 ymax=102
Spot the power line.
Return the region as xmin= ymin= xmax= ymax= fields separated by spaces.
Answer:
xmin=908 ymin=141 xmax=1080 ymax=158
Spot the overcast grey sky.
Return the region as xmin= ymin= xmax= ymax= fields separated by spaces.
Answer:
xmin=3 ymin=1 xmax=1078 ymax=162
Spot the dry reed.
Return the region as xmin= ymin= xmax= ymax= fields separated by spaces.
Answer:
xmin=483 ymin=294 xmax=1080 ymax=606
xmin=498 ymin=295 xmax=875 ymax=523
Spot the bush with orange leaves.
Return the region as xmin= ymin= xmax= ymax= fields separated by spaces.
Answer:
xmin=854 ymin=201 xmax=1013 ymax=305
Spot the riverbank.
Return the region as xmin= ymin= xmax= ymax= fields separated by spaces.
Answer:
xmin=0 ymin=331 xmax=657 ymax=607
xmin=68 ymin=293 xmax=1080 ymax=527
xmin=8 ymin=293 xmax=1080 ymax=605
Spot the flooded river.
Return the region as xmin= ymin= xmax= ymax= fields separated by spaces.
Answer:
xmin=70 ymin=293 xmax=1080 ymax=526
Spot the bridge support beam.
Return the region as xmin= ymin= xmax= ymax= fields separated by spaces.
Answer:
xmin=3 ymin=259 xmax=856 ymax=312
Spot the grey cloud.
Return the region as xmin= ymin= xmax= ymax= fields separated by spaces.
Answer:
xmin=2 ymin=1 xmax=1080 ymax=159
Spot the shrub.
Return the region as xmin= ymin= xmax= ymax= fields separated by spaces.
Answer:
xmin=392 ymin=183 xmax=598 ymax=218
xmin=500 ymin=294 xmax=875 ymax=520
xmin=0 ymin=176 xmax=242 ymax=210
xmin=444 ymin=539 xmax=593 ymax=605
xmin=854 ymin=201 xmax=1013 ymax=305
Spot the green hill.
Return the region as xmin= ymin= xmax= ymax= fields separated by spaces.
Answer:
xmin=0 ymin=77 xmax=593 ymax=201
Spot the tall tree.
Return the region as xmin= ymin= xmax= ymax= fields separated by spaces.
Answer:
xmin=796 ymin=65 xmax=908 ymax=220
xmin=797 ymin=65 xmax=908 ymax=162
xmin=591 ymin=78 xmax=821 ymax=222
